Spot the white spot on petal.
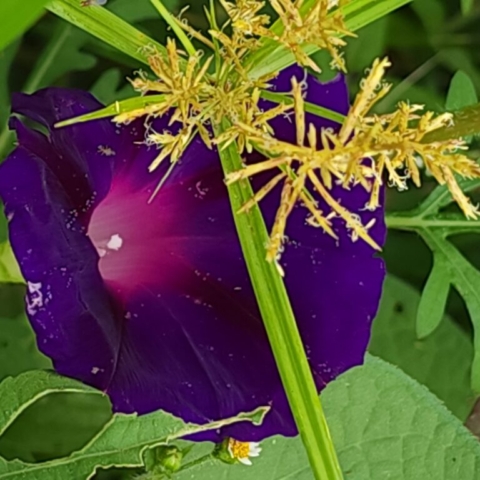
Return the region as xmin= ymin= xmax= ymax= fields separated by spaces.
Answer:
xmin=26 ymin=281 xmax=44 ymax=315
xmin=107 ymin=234 xmax=123 ymax=251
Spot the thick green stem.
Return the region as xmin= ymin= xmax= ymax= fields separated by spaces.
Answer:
xmin=215 ymin=120 xmax=343 ymax=480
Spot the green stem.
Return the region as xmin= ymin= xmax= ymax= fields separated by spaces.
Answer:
xmin=214 ymin=120 xmax=343 ymax=480
xmin=149 ymin=0 xmax=196 ymax=56
xmin=386 ymin=213 xmax=480 ymax=230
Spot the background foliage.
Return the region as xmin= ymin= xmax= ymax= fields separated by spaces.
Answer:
xmin=1 ymin=0 xmax=480 ymax=479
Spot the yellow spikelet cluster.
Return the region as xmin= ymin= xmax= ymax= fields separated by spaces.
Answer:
xmin=225 ymin=58 xmax=480 ymax=261
xmin=108 ymin=0 xmax=480 ymax=262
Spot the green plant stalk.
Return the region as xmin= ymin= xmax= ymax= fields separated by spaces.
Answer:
xmin=386 ymin=213 xmax=480 ymax=230
xmin=47 ymin=0 xmax=165 ymax=65
xmin=149 ymin=0 xmax=196 ymax=56
xmin=214 ymin=119 xmax=343 ymax=480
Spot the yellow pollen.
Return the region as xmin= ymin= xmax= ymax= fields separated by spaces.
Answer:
xmin=228 ymin=439 xmax=251 ymax=460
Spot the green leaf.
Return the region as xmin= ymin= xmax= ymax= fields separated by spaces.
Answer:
xmin=461 ymin=0 xmax=474 ymax=15
xmin=0 ymin=243 xmax=23 ymax=284
xmin=416 ymin=256 xmax=451 ymax=339
xmin=0 ymin=370 xmax=267 ymax=480
xmin=386 ymin=182 xmax=480 ymax=393
xmin=0 ymin=393 xmax=110 ymax=462
xmin=0 ymin=41 xmax=20 ymax=159
xmin=439 ymin=48 xmax=480 ymax=93
xmin=423 ymin=102 xmax=480 ymax=142
xmin=411 ymin=0 xmax=445 ymax=33
xmin=176 ymin=356 xmax=480 ymax=480
xmin=47 ymin=0 xmax=166 ymax=67
xmin=23 ymin=24 xmax=96 ymax=94
xmin=0 ymin=0 xmax=49 ymax=51
xmin=55 ymin=95 xmax=166 ymax=127
xmin=214 ymin=120 xmax=342 ymax=480
xmin=90 ymin=69 xmax=134 ymax=105
xmin=0 ymin=289 xmax=50 ymax=382
xmin=420 ymin=229 xmax=480 ymax=392
xmin=345 ymin=16 xmax=389 ymax=73
xmin=446 ymin=71 xmax=478 ymax=112
xmin=0 ymin=371 xmax=101 ymax=439
xmin=370 ymin=275 xmax=473 ymax=420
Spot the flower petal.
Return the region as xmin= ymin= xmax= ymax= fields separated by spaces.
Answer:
xmin=0 ymin=71 xmax=385 ymax=442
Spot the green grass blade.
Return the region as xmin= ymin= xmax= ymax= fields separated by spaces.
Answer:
xmin=150 ymin=0 xmax=196 ymax=56
xmin=55 ymin=95 xmax=166 ymax=127
xmin=46 ymin=0 xmax=165 ymax=66
xmin=260 ymin=90 xmax=345 ymax=124
xmin=214 ymin=120 xmax=343 ymax=480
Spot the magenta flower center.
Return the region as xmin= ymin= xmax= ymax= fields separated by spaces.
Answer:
xmin=87 ymin=176 xmax=180 ymax=295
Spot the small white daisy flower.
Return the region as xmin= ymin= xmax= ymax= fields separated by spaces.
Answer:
xmin=227 ymin=439 xmax=262 ymax=466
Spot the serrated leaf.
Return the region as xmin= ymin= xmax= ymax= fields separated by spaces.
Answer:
xmin=0 ymin=371 xmax=268 ymax=479
xmin=175 ymin=356 xmax=480 ymax=480
xmin=446 ymin=71 xmax=478 ymax=112
xmin=0 ymin=0 xmax=49 ymax=51
xmin=416 ymin=256 xmax=451 ymax=338
xmin=420 ymin=229 xmax=480 ymax=392
xmin=369 ymin=275 xmax=473 ymax=420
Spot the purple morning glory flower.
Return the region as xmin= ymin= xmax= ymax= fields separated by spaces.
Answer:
xmin=0 ymin=66 xmax=385 ymax=441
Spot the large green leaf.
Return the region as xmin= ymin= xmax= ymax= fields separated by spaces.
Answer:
xmin=0 ymin=0 xmax=49 ymax=51
xmin=0 ymin=393 xmax=110 ymax=463
xmin=0 ymin=314 xmax=50 ymax=383
xmin=369 ymin=275 xmax=474 ymax=420
xmin=176 ymin=356 xmax=480 ymax=480
xmin=0 ymin=371 xmax=267 ymax=479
